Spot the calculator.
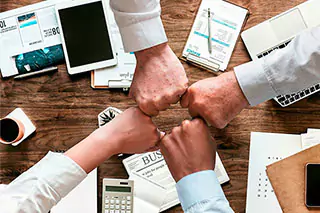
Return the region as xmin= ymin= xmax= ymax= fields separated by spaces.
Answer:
xmin=102 ymin=178 xmax=134 ymax=213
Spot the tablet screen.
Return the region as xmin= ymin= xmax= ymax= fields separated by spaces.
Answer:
xmin=58 ymin=1 xmax=114 ymax=68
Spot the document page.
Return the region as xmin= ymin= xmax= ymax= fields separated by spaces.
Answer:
xmin=246 ymin=132 xmax=302 ymax=213
xmin=123 ymin=150 xmax=229 ymax=212
xmin=182 ymin=0 xmax=248 ymax=71
xmin=130 ymin=173 xmax=167 ymax=213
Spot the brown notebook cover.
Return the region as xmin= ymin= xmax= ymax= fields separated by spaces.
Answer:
xmin=266 ymin=144 xmax=320 ymax=213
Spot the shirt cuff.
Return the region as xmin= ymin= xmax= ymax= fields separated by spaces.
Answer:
xmin=234 ymin=60 xmax=277 ymax=106
xmin=118 ymin=16 xmax=168 ymax=52
xmin=29 ymin=151 xmax=87 ymax=198
xmin=176 ymin=170 xmax=226 ymax=211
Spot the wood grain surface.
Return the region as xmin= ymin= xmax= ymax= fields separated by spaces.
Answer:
xmin=1 ymin=0 xmax=320 ymax=212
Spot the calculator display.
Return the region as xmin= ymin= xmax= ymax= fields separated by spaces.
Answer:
xmin=106 ymin=186 xmax=131 ymax=193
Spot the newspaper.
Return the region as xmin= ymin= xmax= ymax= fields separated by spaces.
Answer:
xmin=0 ymin=0 xmax=65 ymax=77
xmin=123 ymin=150 xmax=230 ymax=212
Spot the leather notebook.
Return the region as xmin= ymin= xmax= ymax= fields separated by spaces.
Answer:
xmin=266 ymin=144 xmax=320 ymax=213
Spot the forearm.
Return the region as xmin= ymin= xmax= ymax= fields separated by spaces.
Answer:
xmin=109 ymin=0 xmax=167 ymax=52
xmin=0 ymin=127 xmax=118 ymax=213
xmin=176 ymin=170 xmax=234 ymax=213
xmin=234 ymin=26 xmax=320 ymax=106
xmin=65 ymin=126 xmax=117 ymax=173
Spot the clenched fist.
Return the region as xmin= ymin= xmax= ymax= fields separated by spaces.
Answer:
xmin=181 ymin=71 xmax=249 ymax=129
xmin=90 ymin=107 xmax=161 ymax=154
xmin=160 ymin=118 xmax=215 ymax=182
xmin=131 ymin=43 xmax=188 ymax=116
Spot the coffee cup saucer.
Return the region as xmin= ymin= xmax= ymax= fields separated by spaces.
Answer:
xmin=5 ymin=108 xmax=36 ymax=146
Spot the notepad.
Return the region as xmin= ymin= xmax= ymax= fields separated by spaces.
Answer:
xmin=181 ymin=0 xmax=248 ymax=72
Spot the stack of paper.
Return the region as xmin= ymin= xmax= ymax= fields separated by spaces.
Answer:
xmin=301 ymin=128 xmax=320 ymax=150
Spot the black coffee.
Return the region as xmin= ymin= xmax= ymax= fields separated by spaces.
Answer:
xmin=0 ymin=118 xmax=19 ymax=142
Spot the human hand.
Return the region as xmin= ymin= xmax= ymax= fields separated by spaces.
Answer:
xmin=130 ymin=43 xmax=188 ymax=116
xmin=160 ymin=118 xmax=215 ymax=182
xmin=90 ymin=107 xmax=162 ymax=155
xmin=181 ymin=71 xmax=249 ymax=129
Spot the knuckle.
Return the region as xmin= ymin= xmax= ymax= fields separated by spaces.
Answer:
xmin=152 ymin=96 xmax=161 ymax=104
xmin=182 ymin=120 xmax=191 ymax=127
xmin=210 ymin=117 xmax=226 ymax=129
xmin=188 ymin=85 xmax=198 ymax=95
xmin=193 ymin=98 xmax=204 ymax=108
xmin=171 ymin=126 xmax=181 ymax=135
xmin=161 ymin=135 xmax=171 ymax=146
xmin=177 ymin=84 xmax=188 ymax=94
xmin=192 ymin=118 xmax=203 ymax=126
xmin=216 ymin=121 xmax=227 ymax=129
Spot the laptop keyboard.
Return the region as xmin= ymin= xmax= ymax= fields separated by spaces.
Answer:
xmin=257 ymin=39 xmax=320 ymax=107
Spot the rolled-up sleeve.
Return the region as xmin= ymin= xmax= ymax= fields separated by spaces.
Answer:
xmin=110 ymin=0 xmax=168 ymax=52
xmin=0 ymin=152 xmax=87 ymax=213
xmin=176 ymin=170 xmax=234 ymax=213
xmin=234 ymin=26 xmax=320 ymax=106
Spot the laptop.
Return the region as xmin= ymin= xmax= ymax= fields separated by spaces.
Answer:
xmin=241 ymin=0 xmax=320 ymax=107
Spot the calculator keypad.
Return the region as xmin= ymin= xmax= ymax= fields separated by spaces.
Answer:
xmin=104 ymin=195 xmax=132 ymax=213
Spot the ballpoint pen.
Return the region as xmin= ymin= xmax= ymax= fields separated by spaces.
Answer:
xmin=14 ymin=67 xmax=58 ymax=79
xmin=208 ymin=8 xmax=213 ymax=54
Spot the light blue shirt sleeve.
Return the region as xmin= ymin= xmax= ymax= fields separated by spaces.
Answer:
xmin=176 ymin=170 xmax=234 ymax=213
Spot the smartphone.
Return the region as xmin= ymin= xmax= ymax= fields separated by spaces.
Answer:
xmin=306 ymin=163 xmax=320 ymax=208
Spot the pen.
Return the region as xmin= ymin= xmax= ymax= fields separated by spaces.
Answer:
xmin=208 ymin=8 xmax=212 ymax=54
xmin=14 ymin=67 xmax=58 ymax=79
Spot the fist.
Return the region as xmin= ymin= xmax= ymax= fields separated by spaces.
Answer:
xmin=130 ymin=43 xmax=188 ymax=116
xmin=181 ymin=71 xmax=249 ymax=129
xmin=160 ymin=118 xmax=215 ymax=182
xmin=91 ymin=107 xmax=161 ymax=154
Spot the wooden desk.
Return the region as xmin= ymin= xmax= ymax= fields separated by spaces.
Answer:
xmin=1 ymin=0 xmax=319 ymax=212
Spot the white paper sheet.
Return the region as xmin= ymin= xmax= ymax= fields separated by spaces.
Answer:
xmin=130 ymin=173 xmax=166 ymax=213
xmin=301 ymin=132 xmax=320 ymax=150
xmin=246 ymin=132 xmax=302 ymax=213
xmin=50 ymin=169 xmax=97 ymax=213
xmin=0 ymin=184 xmax=7 ymax=192
xmin=307 ymin=128 xmax=320 ymax=133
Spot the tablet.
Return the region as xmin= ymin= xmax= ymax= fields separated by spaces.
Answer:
xmin=56 ymin=0 xmax=117 ymax=75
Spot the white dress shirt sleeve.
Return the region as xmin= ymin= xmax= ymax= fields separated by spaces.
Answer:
xmin=0 ymin=152 xmax=87 ymax=213
xmin=109 ymin=0 xmax=168 ymax=52
xmin=234 ymin=26 xmax=320 ymax=106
